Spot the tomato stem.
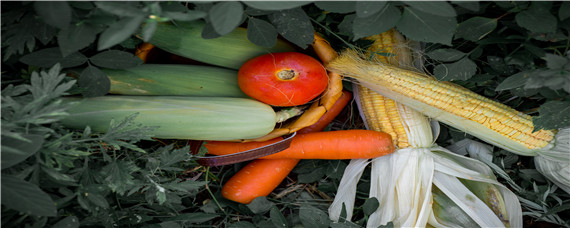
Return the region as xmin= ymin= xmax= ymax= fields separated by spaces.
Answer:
xmin=277 ymin=69 xmax=296 ymax=80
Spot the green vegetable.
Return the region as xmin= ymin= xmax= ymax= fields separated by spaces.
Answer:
xmin=103 ymin=64 xmax=247 ymax=97
xmin=60 ymin=96 xmax=277 ymax=140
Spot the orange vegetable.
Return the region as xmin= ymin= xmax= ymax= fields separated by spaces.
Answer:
xmin=220 ymin=90 xmax=353 ymax=204
xmin=206 ymin=130 xmax=395 ymax=160
xmin=222 ymin=159 xmax=299 ymax=204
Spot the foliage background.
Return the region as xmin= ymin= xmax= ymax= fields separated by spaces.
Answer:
xmin=1 ymin=1 xmax=569 ymax=227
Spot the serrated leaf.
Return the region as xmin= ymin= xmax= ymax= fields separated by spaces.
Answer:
xmin=52 ymin=216 xmax=80 ymax=228
xmin=34 ymin=1 xmax=71 ymax=29
xmin=1 ymin=175 xmax=57 ymax=216
xmin=352 ymin=4 xmax=400 ymax=41
xmin=94 ymin=1 xmax=144 ymax=17
xmin=314 ymin=1 xmax=355 ymax=14
xmin=20 ymin=47 xmax=88 ymax=68
xmin=403 ymin=1 xmax=456 ymax=17
xmin=228 ymin=221 xmax=256 ymax=228
xmin=560 ymin=2 xmax=570 ymax=21
xmin=164 ymin=180 xmax=207 ymax=193
xmin=101 ymin=160 xmax=140 ymax=195
xmin=2 ymin=17 xmax=39 ymax=60
xmin=362 ymin=197 xmax=380 ymax=216
xmin=242 ymin=1 xmax=311 ymax=11
xmin=427 ymin=48 xmax=466 ymax=62
xmin=543 ymin=54 xmax=568 ymax=69
xmin=455 ymin=16 xmax=497 ymax=42
xmin=247 ymin=17 xmax=277 ymax=48
xmin=163 ymin=10 xmax=207 ymax=21
xmin=209 ymin=2 xmax=243 ymax=36
xmin=90 ymin=50 xmax=143 ymax=69
xmin=58 ymin=23 xmax=97 ymax=57
xmin=86 ymin=191 xmax=110 ymax=209
xmin=270 ymin=206 xmax=288 ymax=228
xmin=98 ymin=15 xmax=145 ymax=50
xmin=268 ymin=8 xmax=314 ymax=48
xmin=433 ymin=57 xmax=477 ymax=81
xmin=355 ymin=1 xmax=386 ymax=18
xmin=396 ymin=7 xmax=456 ymax=45
xmin=35 ymin=22 xmax=57 ymax=45
xmin=533 ymin=101 xmax=570 ymax=130
xmin=299 ymin=204 xmax=330 ymax=228
xmin=79 ymin=65 xmax=110 ymax=97
xmin=247 ymin=197 xmax=275 ymax=214
xmin=1 ymin=134 xmax=44 ymax=169
xmin=495 ymin=72 xmax=529 ymax=91
xmin=515 ymin=3 xmax=557 ymax=33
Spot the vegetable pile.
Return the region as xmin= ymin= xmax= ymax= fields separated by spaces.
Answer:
xmin=2 ymin=1 xmax=569 ymax=227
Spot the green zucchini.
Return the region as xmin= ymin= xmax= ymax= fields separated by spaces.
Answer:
xmin=61 ymin=96 xmax=277 ymax=140
xmin=103 ymin=64 xmax=247 ymax=97
xmin=149 ymin=20 xmax=296 ymax=70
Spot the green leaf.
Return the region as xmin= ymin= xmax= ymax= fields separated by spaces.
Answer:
xmin=41 ymin=166 xmax=76 ymax=183
xmin=433 ymin=57 xmax=477 ymax=81
xmin=355 ymin=1 xmax=386 ymax=18
xmin=543 ymin=53 xmax=568 ymax=69
xmin=142 ymin=20 xmax=157 ymax=42
xmin=247 ymin=197 xmax=275 ymax=214
xmin=314 ymin=1 xmax=356 ymax=14
xmin=396 ymin=7 xmax=456 ymax=45
xmin=98 ymin=15 xmax=145 ymax=50
xmin=89 ymin=50 xmax=143 ymax=69
xmin=533 ymin=101 xmax=570 ymax=130
xmin=201 ymin=21 xmax=222 ymax=39
xmin=1 ymin=134 xmax=44 ymax=169
xmin=495 ymin=72 xmax=529 ymax=91
xmin=451 ymin=1 xmax=480 ymax=12
xmin=268 ymin=8 xmax=314 ymax=49
xmin=2 ymin=17 xmax=37 ymax=60
xmin=165 ymin=213 xmax=219 ymax=223
xmin=209 ymin=2 xmax=243 ymax=36
xmin=58 ymin=23 xmax=98 ymax=57
xmin=52 ymin=216 xmax=80 ymax=228
xmin=101 ymin=160 xmax=140 ymax=195
xmin=247 ymin=17 xmax=278 ymax=48
xmin=560 ymin=2 xmax=570 ymax=21
xmin=270 ymin=206 xmax=288 ymax=228
xmin=163 ymin=180 xmax=207 ymax=193
xmin=242 ymin=1 xmax=311 ymax=10
xmin=455 ymin=16 xmax=497 ymax=42
xmin=297 ymin=167 xmax=324 ymax=183
xmin=352 ymin=4 xmax=401 ymax=41
xmin=403 ymin=1 xmax=456 ymax=17
xmin=426 ymin=48 xmax=466 ymax=62
xmin=94 ymin=1 xmax=144 ymax=17
xmin=79 ymin=65 xmax=110 ymax=97
xmin=20 ymin=47 xmax=88 ymax=68
xmin=228 ymin=221 xmax=256 ymax=228
xmin=86 ymin=191 xmax=110 ymax=209
xmin=163 ymin=10 xmax=207 ymax=21
xmin=1 ymin=175 xmax=57 ymax=216
xmin=515 ymin=3 xmax=557 ymax=33
xmin=362 ymin=197 xmax=379 ymax=216
xmin=299 ymin=204 xmax=330 ymax=228
xmin=34 ymin=1 xmax=71 ymax=29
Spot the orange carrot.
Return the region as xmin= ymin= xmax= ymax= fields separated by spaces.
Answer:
xmin=220 ymin=90 xmax=352 ymax=204
xmin=222 ymin=158 xmax=299 ymax=204
xmin=206 ymin=130 xmax=395 ymax=160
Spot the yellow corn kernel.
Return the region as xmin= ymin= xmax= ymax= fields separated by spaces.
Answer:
xmin=328 ymin=50 xmax=556 ymax=153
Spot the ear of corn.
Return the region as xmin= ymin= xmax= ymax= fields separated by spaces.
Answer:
xmin=328 ymin=49 xmax=557 ymax=156
xmin=330 ymin=29 xmax=522 ymax=227
xmin=149 ymin=21 xmax=296 ymax=70
xmin=103 ymin=64 xmax=247 ymax=97
xmin=60 ymin=96 xmax=277 ymax=141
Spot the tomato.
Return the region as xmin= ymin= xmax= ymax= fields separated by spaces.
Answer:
xmin=238 ymin=52 xmax=329 ymax=107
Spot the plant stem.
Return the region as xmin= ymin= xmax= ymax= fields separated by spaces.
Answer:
xmin=204 ymin=167 xmax=228 ymax=216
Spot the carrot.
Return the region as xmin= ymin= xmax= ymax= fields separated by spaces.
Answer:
xmin=222 ymin=158 xmax=299 ymax=204
xmin=220 ymin=90 xmax=352 ymax=204
xmin=206 ymin=130 xmax=395 ymax=160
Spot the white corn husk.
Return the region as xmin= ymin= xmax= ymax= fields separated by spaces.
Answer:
xmin=328 ymin=85 xmax=523 ymax=227
xmin=535 ymin=127 xmax=570 ymax=194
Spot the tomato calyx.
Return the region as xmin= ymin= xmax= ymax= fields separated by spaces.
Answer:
xmin=276 ymin=69 xmax=297 ymax=81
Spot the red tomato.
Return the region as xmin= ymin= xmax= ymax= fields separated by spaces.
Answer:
xmin=238 ymin=52 xmax=329 ymax=107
